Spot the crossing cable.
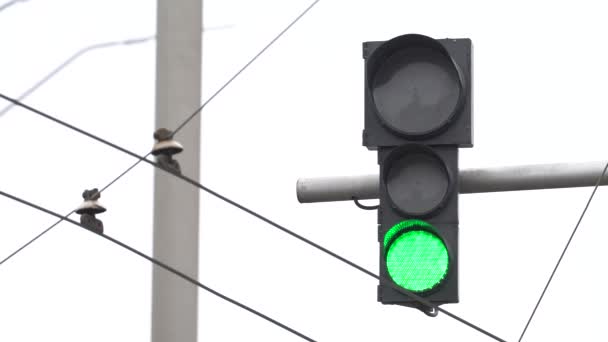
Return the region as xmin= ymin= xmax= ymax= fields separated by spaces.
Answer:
xmin=0 ymin=95 xmax=507 ymax=342
xmin=0 ymin=157 xmax=145 ymax=266
xmin=0 ymin=0 xmax=318 ymax=263
xmin=0 ymin=190 xmax=316 ymax=342
xmin=517 ymin=161 xmax=608 ymax=341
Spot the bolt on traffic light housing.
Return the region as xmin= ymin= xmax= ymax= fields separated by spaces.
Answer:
xmin=362 ymin=33 xmax=472 ymax=312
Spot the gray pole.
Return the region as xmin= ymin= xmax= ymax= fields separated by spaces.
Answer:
xmin=296 ymin=161 xmax=608 ymax=203
xmin=152 ymin=0 xmax=201 ymax=341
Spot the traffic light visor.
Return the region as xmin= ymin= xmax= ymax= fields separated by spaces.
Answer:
xmin=368 ymin=34 xmax=465 ymax=138
xmin=384 ymin=220 xmax=449 ymax=293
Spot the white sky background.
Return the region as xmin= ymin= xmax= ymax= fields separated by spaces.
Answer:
xmin=1 ymin=0 xmax=608 ymax=341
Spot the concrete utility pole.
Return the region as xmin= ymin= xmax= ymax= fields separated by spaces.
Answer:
xmin=296 ymin=161 xmax=608 ymax=203
xmin=152 ymin=0 xmax=202 ymax=341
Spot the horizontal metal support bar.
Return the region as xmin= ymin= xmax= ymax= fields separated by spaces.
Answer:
xmin=296 ymin=161 xmax=608 ymax=203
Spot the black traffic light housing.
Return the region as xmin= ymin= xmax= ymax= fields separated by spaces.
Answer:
xmin=377 ymin=145 xmax=459 ymax=307
xmin=362 ymin=33 xmax=472 ymax=311
xmin=363 ymin=34 xmax=473 ymax=149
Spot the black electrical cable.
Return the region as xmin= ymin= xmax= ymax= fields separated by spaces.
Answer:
xmin=0 ymin=189 xmax=317 ymax=342
xmin=352 ymin=197 xmax=379 ymax=210
xmin=517 ymin=161 xmax=608 ymax=342
xmin=0 ymin=1 xmax=504 ymax=338
xmin=0 ymin=152 xmax=148 ymax=266
xmin=0 ymin=0 xmax=317 ymax=270
xmin=0 ymin=96 xmax=507 ymax=342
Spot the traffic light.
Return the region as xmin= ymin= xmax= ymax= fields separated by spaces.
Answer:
xmin=362 ymin=34 xmax=472 ymax=311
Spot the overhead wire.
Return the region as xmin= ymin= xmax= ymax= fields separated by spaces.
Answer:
xmin=1 ymin=1 xmax=321 ymax=339
xmin=0 ymin=0 xmax=318 ymax=263
xmin=0 ymin=155 xmax=147 ymax=266
xmin=0 ymin=189 xmax=316 ymax=342
xmin=0 ymin=0 xmax=505 ymax=340
xmin=0 ymin=0 xmax=310 ymax=263
xmin=4 ymin=1 xmax=603 ymax=339
xmin=0 ymin=92 xmax=507 ymax=342
xmin=517 ymin=162 xmax=608 ymax=341
xmin=0 ymin=65 xmax=136 ymax=265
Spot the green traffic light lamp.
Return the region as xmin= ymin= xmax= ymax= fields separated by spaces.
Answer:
xmin=384 ymin=220 xmax=450 ymax=294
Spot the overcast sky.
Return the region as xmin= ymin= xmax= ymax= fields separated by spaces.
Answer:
xmin=1 ymin=0 xmax=608 ymax=341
